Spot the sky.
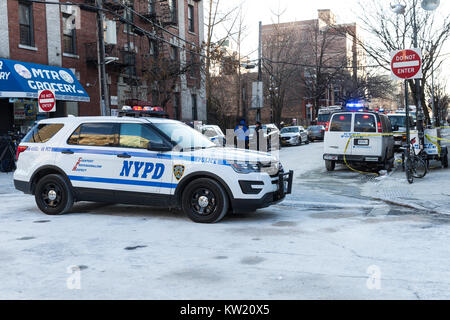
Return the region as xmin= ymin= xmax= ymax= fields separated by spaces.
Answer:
xmin=213 ymin=0 xmax=450 ymax=92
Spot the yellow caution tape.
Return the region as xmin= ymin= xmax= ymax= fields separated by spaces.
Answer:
xmin=424 ymin=134 xmax=450 ymax=159
xmin=342 ymin=132 xmax=405 ymax=176
xmin=339 ymin=129 xmax=449 ymax=175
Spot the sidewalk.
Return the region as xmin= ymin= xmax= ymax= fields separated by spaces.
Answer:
xmin=361 ymin=161 xmax=450 ymax=215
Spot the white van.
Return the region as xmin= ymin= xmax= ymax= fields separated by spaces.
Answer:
xmin=323 ymin=111 xmax=395 ymax=171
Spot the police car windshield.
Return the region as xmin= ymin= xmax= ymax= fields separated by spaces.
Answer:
xmin=388 ymin=115 xmax=406 ymax=127
xmin=153 ymin=122 xmax=216 ymax=151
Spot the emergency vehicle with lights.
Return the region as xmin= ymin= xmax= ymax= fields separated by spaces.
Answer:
xmin=13 ymin=114 xmax=293 ymax=223
xmin=323 ymin=111 xmax=395 ymax=171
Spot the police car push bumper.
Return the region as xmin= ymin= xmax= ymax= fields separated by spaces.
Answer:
xmin=235 ymin=170 xmax=293 ymax=211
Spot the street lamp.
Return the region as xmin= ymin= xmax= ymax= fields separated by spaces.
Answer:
xmin=421 ymin=0 xmax=440 ymax=11
xmin=391 ymin=0 xmax=440 ymax=149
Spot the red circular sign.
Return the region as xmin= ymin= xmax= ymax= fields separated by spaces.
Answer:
xmin=391 ymin=49 xmax=421 ymax=79
xmin=38 ymin=90 xmax=56 ymax=112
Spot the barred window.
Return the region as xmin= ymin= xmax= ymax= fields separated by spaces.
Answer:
xmin=63 ymin=13 xmax=77 ymax=54
xmin=19 ymin=2 xmax=34 ymax=46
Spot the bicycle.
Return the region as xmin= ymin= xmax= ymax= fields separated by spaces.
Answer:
xmin=401 ymin=137 xmax=427 ymax=184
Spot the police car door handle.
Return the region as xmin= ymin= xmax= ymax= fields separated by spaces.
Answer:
xmin=117 ymin=153 xmax=131 ymax=158
xmin=61 ymin=150 xmax=74 ymax=155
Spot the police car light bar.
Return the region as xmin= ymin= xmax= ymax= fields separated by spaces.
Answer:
xmin=118 ymin=109 xmax=169 ymax=119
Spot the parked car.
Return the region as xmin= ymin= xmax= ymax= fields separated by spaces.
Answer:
xmin=323 ymin=111 xmax=395 ymax=172
xmin=280 ymin=126 xmax=309 ymax=146
xmin=307 ymin=125 xmax=325 ymax=141
xmin=249 ymin=124 xmax=280 ymax=151
xmin=199 ymin=124 xmax=226 ymax=146
xmin=387 ymin=113 xmax=415 ymax=151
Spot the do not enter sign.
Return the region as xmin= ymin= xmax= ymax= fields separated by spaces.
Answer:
xmin=38 ymin=89 xmax=56 ymax=112
xmin=390 ymin=48 xmax=422 ymax=80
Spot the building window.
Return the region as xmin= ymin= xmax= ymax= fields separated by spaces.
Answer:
xmin=148 ymin=0 xmax=155 ymax=14
xmin=149 ymin=40 xmax=158 ymax=58
xmin=152 ymin=90 xmax=160 ymax=106
xmin=170 ymin=45 xmax=178 ymax=61
xmin=123 ymin=51 xmax=136 ymax=77
xmin=123 ymin=1 xmax=134 ymax=33
xmin=188 ymin=4 xmax=195 ymax=33
xmin=173 ymin=93 xmax=181 ymax=120
xmin=191 ymin=94 xmax=198 ymax=121
xmin=169 ymin=0 xmax=178 ymax=25
xmin=189 ymin=53 xmax=196 ymax=77
xmin=63 ymin=13 xmax=77 ymax=54
xmin=19 ymin=1 xmax=34 ymax=46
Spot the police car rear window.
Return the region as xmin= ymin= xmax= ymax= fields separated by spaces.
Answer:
xmin=330 ymin=114 xmax=352 ymax=132
xmin=68 ymin=123 xmax=118 ymax=146
xmin=23 ymin=123 xmax=64 ymax=143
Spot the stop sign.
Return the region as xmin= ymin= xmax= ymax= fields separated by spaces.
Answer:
xmin=390 ymin=49 xmax=422 ymax=80
xmin=38 ymin=89 xmax=56 ymax=112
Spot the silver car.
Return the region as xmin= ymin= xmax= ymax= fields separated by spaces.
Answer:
xmin=280 ymin=126 xmax=309 ymax=146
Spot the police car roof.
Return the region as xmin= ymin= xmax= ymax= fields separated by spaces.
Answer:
xmin=37 ymin=116 xmax=180 ymax=125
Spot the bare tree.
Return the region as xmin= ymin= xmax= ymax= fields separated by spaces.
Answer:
xmin=142 ymin=43 xmax=202 ymax=111
xmin=355 ymin=0 xmax=450 ymax=123
xmin=335 ymin=71 xmax=397 ymax=104
xmin=204 ymin=0 xmax=239 ymax=102
xmin=298 ymin=21 xmax=354 ymax=117
xmin=262 ymin=12 xmax=305 ymax=126
xmin=425 ymin=69 xmax=449 ymax=124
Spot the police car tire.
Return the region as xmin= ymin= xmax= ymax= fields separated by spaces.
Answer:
xmin=35 ymin=174 xmax=74 ymax=215
xmin=182 ymin=178 xmax=229 ymax=223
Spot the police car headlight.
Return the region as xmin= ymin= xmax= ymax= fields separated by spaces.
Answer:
xmin=231 ymin=162 xmax=260 ymax=174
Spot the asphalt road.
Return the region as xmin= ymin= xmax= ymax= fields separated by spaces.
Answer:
xmin=1 ymin=142 xmax=450 ymax=299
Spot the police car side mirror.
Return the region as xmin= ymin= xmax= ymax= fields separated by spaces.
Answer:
xmin=147 ymin=142 xmax=172 ymax=152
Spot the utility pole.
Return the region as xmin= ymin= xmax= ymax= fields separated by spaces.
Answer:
xmin=96 ymin=0 xmax=110 ymax=116
xmin=256 ymin=21 xmax=262 ymax=122
xmin=412 ymin=0 xmax=424 ymax=149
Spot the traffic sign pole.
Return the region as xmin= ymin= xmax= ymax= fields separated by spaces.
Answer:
xmin=390 ymin=48 xmax=424 ymax=152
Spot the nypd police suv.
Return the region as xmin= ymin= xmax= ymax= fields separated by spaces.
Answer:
xmin=13 ymin=116 xmax=293 ymax=223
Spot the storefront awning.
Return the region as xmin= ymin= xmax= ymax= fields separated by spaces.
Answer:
xmin=0 ymin=58 xmax=90 ymax=102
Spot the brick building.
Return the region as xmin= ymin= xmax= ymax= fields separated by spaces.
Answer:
xmin=0 ymin=0 xmax=206 ymax=135
xmin=249 ymin=9 xmax=366 ymax=126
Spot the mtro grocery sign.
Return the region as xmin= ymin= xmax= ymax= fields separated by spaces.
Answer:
xmin=390 ymin=48 xmax=422 ymax=80
xmin=38 ymin=89 xmax=56 ymax=112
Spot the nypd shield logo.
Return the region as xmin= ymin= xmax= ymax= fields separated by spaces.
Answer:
xmin=173 ymin=165 xmax=185 ymax=180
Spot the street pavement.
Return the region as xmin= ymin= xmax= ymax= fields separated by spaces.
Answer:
xmin=1 ymin=141 xmax=450 ymax=299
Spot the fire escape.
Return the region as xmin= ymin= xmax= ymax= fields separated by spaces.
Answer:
xmin=83 ymin=0 xmax=185 ymax=106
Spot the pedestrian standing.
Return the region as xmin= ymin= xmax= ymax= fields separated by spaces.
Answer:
xmin=254 ymin=121 xmax=262 ymax=151
xmin=234 ymin=119 xmax=249 ymax=149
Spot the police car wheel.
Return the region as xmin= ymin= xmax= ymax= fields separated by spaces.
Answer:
xmin=182 ymin=178 xmax=229 ymax=223
xmin=35 ymin=174 xmax=73 ymax=215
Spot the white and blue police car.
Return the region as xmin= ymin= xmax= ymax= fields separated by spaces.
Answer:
xmin=14 ymin=116 xmax=293 ymax=223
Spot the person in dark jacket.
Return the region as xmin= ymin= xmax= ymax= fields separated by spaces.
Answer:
xmin=234 ymin=119 xmax=249 ymax=149
xmin=254 ymin=121 xmax=263 ymax=151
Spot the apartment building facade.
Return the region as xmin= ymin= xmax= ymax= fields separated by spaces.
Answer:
xmin=250 ymin=9 xmax=366 ymax=125
xmin=0 ymin=0 xmax=206 ymax=135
